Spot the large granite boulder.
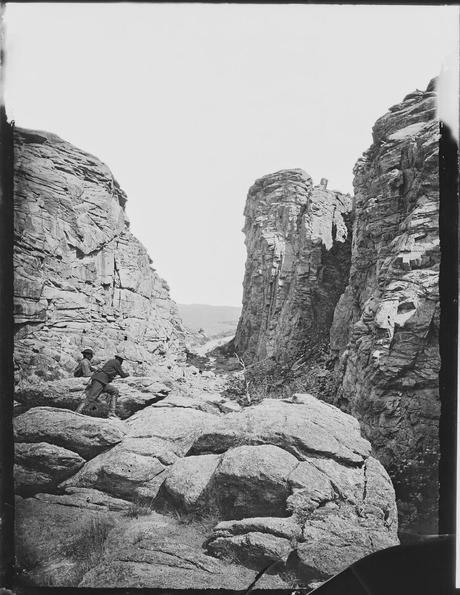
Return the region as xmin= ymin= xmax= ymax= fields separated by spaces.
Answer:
xmin=330 ymin=80 xmax=440 ymax=534
xmin=210 ymin=445 xmax=299 ymax=519
xmin=15 ymin=376 xmax=171 ymax=419
xmin=15 ymin=442 xmax=85 ymax=494
xmin=189 ymin=395 xmax=371 ymax=465
xmin=60 ymin=445 xmax=168 ymax=501
xmin=233 ymin=169 xmax=352 ymax=366
xmin=13 ymin=128 xmax=186 ymax=383
xmin=162 ymin=454 xmax=221 ymax=511
xmin=14 ymin=377 xmax=90 ymax=411
xmin=14 ymin=390 xmax=399 ymax=586
xmin=60 ymin=405 xmax=219 ymax=501
xmin=14 ymin=406 xmax=126 ymax=459
xmin=205 ymin=455 xmax=398 ymax=581
xmin=159 ymin=395 xmax=398 ymax=581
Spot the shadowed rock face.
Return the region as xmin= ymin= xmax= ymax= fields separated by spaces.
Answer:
xmin=14 ymin=128 xmax=186 ymax=381
xmin=330 ymin=81 xmax=440 ymax=535
xmin=233 ymin=169 xmax=352 ymax=367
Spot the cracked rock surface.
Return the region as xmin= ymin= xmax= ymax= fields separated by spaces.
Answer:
xmin=14 ymin=128 xmax=186 ymax=382
xmin=330 ymin=80 xmax=440 ymax=534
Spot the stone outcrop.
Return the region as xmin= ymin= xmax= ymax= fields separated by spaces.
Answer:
xmin=15 ymin=390 xmax=399 ymax=586
xmin=233 ymin=169 xmax=352 ymax=366
xmin=330 ymin=80 xmax=440 ymax=535
xmin=14 ymin=128 xmax=186 ymax=382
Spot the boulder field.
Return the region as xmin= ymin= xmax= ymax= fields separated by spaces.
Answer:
xmin=15 ymin=376 xmax=399 ymax=588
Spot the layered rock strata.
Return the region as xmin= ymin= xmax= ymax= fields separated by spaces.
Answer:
xmin=14 ymin=128 xmax=185 ymax=381
xmin=330 ymin=80 xmax=440 ymax=534
xmin=233 ymin=169 xmax=352 ymax=366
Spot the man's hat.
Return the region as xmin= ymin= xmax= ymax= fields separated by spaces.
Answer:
xmin=82 ymin=347 xmax=94 ymax=355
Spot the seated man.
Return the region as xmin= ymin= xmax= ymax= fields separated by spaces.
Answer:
xmin=73 ymin=347 xmax=96 ymax=377
xmin=76 ymin=354 xmax=129 ymax=418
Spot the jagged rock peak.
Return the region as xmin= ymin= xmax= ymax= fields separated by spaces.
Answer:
xmin=234 ymin=168 xmax=352 ymax=366
xmin=14 ymin=127 xmax=186 ymax=381
xmin=330 ymin=82 xmax=440 ymax=535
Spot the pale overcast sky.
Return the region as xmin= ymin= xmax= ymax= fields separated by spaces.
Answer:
xmin=5 ymin=4 xmax=459 ymax=306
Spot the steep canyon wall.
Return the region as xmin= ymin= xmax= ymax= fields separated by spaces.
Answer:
xmin=330 ymin=80 xmax=440 ymax=534
xmin=14 ymin=128 xmax=186 ymax=381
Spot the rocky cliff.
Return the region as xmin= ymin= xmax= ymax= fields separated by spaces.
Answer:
xmin=14 ymin=128 xmax=186 ymax=381
xmin=233 ymin=170 xmax=352 ymax=367
xmin=232 ymin=81 xmax=440 ymax=536
xmin=330 ymin=80 xmax=440 ymax=535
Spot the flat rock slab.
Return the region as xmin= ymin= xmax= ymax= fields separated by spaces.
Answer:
xmin=34 ymin=488 xmax=133 ymax=512
xmin=151 ymin=393 xmax=221 ymax=415
xmin=190 ymin=396 xmax=371 ymax=464
xmin=126 ymin=405 xmax=218 ymax=457
xmin=14 ymin=406 xmax=126 ymax=459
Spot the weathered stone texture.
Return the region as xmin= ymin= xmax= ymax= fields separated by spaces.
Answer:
xmin=233 ymin=169 xmax=352 ymax=366
xmin=15 ymin=389 xmax=399 ymax=585
xmin=14 ymin=406 xmax=126 ymax=459
xmin=14 ymin=128 xmax=186 ymax=381
xmin=330 ymin=81 xmax=440 ymax=534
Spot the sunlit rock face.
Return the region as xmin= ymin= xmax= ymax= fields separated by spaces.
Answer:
xmin=14 ymin=128 xmax=186 ymax=381
xmin=234 ymin=168 xmax=352 ymax=366
xmin=330 ymin=79 xmax=440 ymax=535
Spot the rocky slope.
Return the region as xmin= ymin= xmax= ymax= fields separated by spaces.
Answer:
xmin=330 ymin=80 xmax=440 ymax=535
xmin=14 ymin=128 xmax=185 ymax=381
xmin=15 ymin=374 xmax=398 ymax=588
xmin=233 ymin=170 xmax=352 ymax=367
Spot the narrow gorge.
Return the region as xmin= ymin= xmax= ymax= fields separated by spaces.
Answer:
xmin=12 ymin=79 xmax=440 ymax=589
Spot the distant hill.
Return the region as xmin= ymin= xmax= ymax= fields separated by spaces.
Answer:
xmin=177 ymin=303 xmax=241 ymax=338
